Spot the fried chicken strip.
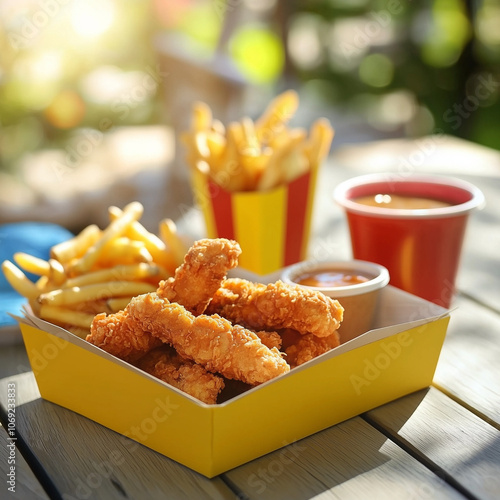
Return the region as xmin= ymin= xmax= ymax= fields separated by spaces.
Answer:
xmin=255 ymin=330 xmax=282 ymax=350
xmin=206 ymin=278 xmax=344 ymax=338
xmin=87 ymin=309 xmax=162 ymax=363
xmin=88 ymin=303 xmax=281 ymax=369
xmin=157 ymin=238 xmax=241 ymax=315
xmin=128 ymin=292 xmax=290 ymax=385
xmin=280 ymin=329 xmax=340 ymax=368
xmin=87 ymin=238 xmax=243 ymax=362
xmin=135 ymin=346 xmax=225 ymax=404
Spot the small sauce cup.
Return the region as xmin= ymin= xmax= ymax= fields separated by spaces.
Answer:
xmin=282 ymin=260 xmax=389 ymax=343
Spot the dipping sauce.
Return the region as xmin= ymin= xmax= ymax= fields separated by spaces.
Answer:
xmin=295 ymin=270 xmax=369 ymax=288
xmin=353 ymin=194 xmax=452 ymax=210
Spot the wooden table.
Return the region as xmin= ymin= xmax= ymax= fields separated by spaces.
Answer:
xmin=1 ymin=137 xmax=499 ymax=499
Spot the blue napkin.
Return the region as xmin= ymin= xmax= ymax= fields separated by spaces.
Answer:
xmin=0 ymin=222 xmax=74 ymax=328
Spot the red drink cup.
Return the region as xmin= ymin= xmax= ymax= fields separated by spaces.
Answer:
xmin=333 ymin=174 xmax=485 ymax=308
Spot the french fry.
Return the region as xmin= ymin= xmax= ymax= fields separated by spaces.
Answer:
xmin=238 ymin=117 xmax=268 ymax=186
xmin=49 ymin=259 xmax=66 ymax=286
xmin=106 ymin=297 xmax=134 ymax=313
xmin=304 ymin=118 xmax=335 ymax=169
xmin=39 ymin=305 xmax=95 ymax=329
xmin=191 ymin=101 xmax=212 ymax=132
xmin=159 ymin=219 xmax=189 ymax=267
xmin=13 ymin=253 xmax=50 ymax=276
xmin=62 ymin=263 xmax=161 ymax=288
xmin=257 ymin=129 xmax=307 ymax=191
xmin=240 ymin=117 xmax=260 ymax=156
xmin=195 ymin=159 xmax=210 ymax=176
xmin=182 ymin=90 xmax=334 ymax=192
xmin=96 ymin=237 xmax=153 ymax=267
xmin=35 ymin=275 xmax=50 ymax=291
xmin=194 ymin=132 xmax=211 ymax=159
xmin=66 ymin=327 xmax=92 ymax=340
xmin=240 ymin=150 xmax=271 ymax=189
xmin=218 ymin=123 xmax=247 ymax=191
xmin=204 ymin=131 xmax=226 ymax=162
xmin=211 ymin=119 xmax=225 ymax=136
xmin=2 ymin=260 xmax=39 ymax=300
xmin=71 ymin=201 xmax=144 ymax=274
xmin=281 ymin=148 xmax=309 ymax=184
xmin=108 ymin=206 xmax=178 ymax=275
xmin=38 ymin=281 xmax=156 ymax=307
xmin=255 ymin=89 xmax=299 ymax=145
xmin=180 ymin=100 xmax=214 ymax=168
xmin=188 ymin=129 xmax=229 ymax=166
xmin=51 ymin=224 xmax=101 ymax=263
xmin=1 ymin=202 xmax=189 ymax=339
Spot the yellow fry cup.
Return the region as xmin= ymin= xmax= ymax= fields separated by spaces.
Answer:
xmin=191 ymin=167 xmax=319 ymax=275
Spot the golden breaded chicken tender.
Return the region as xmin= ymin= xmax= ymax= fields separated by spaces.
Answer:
xmin=206 ymin=278 xmax=343 ymax=338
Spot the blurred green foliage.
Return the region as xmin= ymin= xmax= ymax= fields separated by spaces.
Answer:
xmin=0 ymin=0 xmax=498 ymax=177
xmin=289 ymin=0 xmax=499 ymax=147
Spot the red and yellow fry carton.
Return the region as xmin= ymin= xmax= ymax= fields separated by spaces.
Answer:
xmin=14 ymin=284 xmax=449 ymax=478
xmin=183 ymin=90 xmax=334 ymax=275
xmin=191 ymin=168 xmax=319 ymax=275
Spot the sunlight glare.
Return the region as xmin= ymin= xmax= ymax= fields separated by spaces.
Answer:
xmin=70 ymin=0 xmax=115 ymax=38
xmin=31 ymin=52 xmax=63 ymax=82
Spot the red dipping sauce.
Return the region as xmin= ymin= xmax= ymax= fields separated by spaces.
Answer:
xmin=295 ymin=270 xmax=369 ymax=288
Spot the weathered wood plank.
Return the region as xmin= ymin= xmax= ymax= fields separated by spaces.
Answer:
xmin=454 ymin=174 xmax=500 ymax=313
xmin=433 ymin=296 xmax=500 ymax=426
xmin=0 ymin=343 xmax=32 ymax=379
xmin=0 ymin=373 xmax=235 ymax=500
xmin=0 ymin=423 xmax=49 ymax=499
xmin=365 ymin=387 xmax=500 ymax=500
xmin=224 ymin=416 xmax=466 ymax=500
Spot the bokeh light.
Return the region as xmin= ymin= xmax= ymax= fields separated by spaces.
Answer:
xmin=70 ymin=0 xmax=115 ymax=39
xmin=44 ymin=90 xmax=86 ymax=129
xmin=288 ymin=14 xmax=324 ymax=71
xmin=178 ymin=2 xmax=222 ymax=52
xmin=419 ymin=0 xmax=471 ymax=67
xmin=475 ymin=1 xmax=500 ymax=47
xmin=229 ymin=25 xmax=284 ymax=83
xmin=1 ymin=0 xmax=500 ymax=180
xmin=358 ymin=53 xmax=394 ymax=88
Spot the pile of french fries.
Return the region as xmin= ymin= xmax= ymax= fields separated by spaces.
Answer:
xmin=182 ymin=90 xmax=335 ymax=192
xmin=2 ymin=202 xmax=188 ymax=338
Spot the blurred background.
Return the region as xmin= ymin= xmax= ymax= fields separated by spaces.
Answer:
xmin=0 ymin=0 xmax=499 ymax=230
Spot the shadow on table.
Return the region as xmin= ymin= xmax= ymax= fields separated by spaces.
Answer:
xmin=224 ymin=417 xmax=395 ymax=499
xmin=224 ymin=389 xmax=430 ymax=499
xmin=0 ymin=392 xmax=238 ymax=499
